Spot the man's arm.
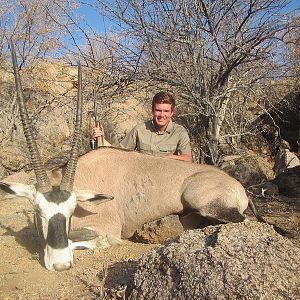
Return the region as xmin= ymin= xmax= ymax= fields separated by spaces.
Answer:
xmin=170 ymin=126 xmax=193 ymax=162
xmin=92 ymin=124 xmax=138 ymax=150
xmin=119 ymin=127 xmax=138 ymax=150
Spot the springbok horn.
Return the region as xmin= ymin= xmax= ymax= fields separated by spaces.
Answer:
xmin=60 ymin=62 xmax=83 ymax=192
xmin=9 ymin=40 xmax=52 ymax=193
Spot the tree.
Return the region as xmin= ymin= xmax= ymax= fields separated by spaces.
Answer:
xmin=0 ymin=0 xmax=81 ymax=66
xmin=0 ymin=0 xmax=81 ymax=146
xmin=89 ymin=0 xmax=299 ymax=164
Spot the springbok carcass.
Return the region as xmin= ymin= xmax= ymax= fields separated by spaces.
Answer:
xmin=0 ymin=42 xmax=263 ymax=271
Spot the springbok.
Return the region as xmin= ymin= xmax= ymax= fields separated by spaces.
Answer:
xmin=0 ymin=43 xmax=265 ymax=271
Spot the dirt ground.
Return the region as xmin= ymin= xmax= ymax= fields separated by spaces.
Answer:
xmin=0 ymin=193 xmax=299 ymax=299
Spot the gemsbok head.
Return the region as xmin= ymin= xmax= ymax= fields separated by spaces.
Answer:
xmin=0 ymin=41 xmax=113 ymax=271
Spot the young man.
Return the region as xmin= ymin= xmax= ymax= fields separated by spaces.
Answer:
xmin=92 ymin=91 xmax=193 ymax=162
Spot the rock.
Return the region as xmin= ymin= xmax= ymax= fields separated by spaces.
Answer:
xmin=0 ymin=145 xmax=31 ymax=172
xmin=223 ymin=163 xmax=263 ymax=186
xmin=241 ymin=132 xmax=273 ymax=156
xmin=129 ymin=222 xmax=300 ymax=300
xmin=273 ymin=140 xmax=300 ymax=176
xmin=273 ymin=165 xmax=300 ymax=197
xmin=222 ymin=149 xmax=275 ymax=186
xmin=132 ymin=215 xmax=184 ymax=244
xmin=1 ymin=170 xmax=35 ymax=185
xmin=0 ymin=164 xmax=8 ymax=179
xmin=261 ymin=181 xmax=279 ymax=196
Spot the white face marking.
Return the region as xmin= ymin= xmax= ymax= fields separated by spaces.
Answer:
xmin=34 ymin=191 xmax=77 ymax=239
xmin=34 ymin=191 xmax=77 ymax=270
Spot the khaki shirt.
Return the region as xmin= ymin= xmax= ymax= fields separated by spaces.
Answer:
xmin=120 ymin=119 xmax=191 ymax=156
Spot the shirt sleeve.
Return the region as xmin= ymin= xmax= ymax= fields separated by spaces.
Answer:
xmin=177 ymin=127 xmax=192 ymax=155
xmin=120 ymin=126 xmax=138 ymax=150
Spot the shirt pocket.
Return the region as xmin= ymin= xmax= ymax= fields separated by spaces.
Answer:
xmin=157 ymin=144 xmax=177 ymax=154
xmin=138 ymin=141 xmax=153 ymax=151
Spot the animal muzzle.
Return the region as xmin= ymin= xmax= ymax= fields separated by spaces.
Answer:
xmin=53 ymin=261 xmax=72 ymax=272
xmin=44 ymin=243 xmax=73 ymax=271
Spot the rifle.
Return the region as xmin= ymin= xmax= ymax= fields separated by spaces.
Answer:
xmin=89 ymin=87 xmax=104 ymax=149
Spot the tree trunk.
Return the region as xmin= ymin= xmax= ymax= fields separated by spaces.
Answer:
xmin=205 ymin=95 xmax=230 ymax=165
xmin=206 ymin=116 xmax=219 ymax=165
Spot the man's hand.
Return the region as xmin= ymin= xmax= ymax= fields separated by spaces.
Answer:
xmin=92 ymin=123 xmax=104 ymax=139
xmin=91 ymin=124 xmax=112 ymax=147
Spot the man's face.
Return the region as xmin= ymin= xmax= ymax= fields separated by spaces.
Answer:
xmin=152 ymin=103 xmax=174 ymax=131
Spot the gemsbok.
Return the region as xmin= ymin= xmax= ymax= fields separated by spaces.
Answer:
xmin=0 ymin=42 xmax=267 ymax=271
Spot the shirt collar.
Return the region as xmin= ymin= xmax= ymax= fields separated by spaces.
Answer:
xmin=151 ymin=119 xmax=173 ymax=134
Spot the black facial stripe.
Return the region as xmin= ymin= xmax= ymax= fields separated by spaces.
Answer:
xmin=44 ymin=186 xmax=71 ymax=204
xmin=34 ymin=214 xmax=46 ymax=246
xmin=68 ymin=216 xmax=72 ymax=234
xmin=47 ymin=213 xmax=68 ymax=249
xmin=0 ymin=182 xmax=15 ymax=194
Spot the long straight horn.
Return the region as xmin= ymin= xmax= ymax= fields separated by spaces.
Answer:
xmin=9 ymin=40 xmax=52 ymax=193
xmin=60 ymin=62 xmax=83 ymax=192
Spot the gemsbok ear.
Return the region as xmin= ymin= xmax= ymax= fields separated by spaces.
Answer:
xmin=75 ymin=190 xmax=114 ymax=205
xmin=0 ymin=182 xmax=35 ymax=199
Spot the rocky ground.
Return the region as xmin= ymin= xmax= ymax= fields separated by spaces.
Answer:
xmin=0 ymin=191 xmax=299 ymax=299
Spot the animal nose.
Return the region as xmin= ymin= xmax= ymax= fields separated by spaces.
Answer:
xmin=53 ymin=261 xmax=72 ymax=271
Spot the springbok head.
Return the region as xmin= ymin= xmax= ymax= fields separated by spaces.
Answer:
xmin=0 ymin=41 xmax=113 ymax=271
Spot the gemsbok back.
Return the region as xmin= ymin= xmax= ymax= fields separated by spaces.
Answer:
xmin=0 ymin=42 xmax=268 ymax=272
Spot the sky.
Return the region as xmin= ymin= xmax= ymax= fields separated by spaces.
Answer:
xmin=77 ymin=4 xmax=112 ymax=35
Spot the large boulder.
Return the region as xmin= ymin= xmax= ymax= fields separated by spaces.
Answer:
xmin=222 ymin=149 xmax=274 ymax=186
xmin=223 ymin=162 xmax=263 ymax=186
xmin=129 ymin=222 xmax=300 ymax=300
xmin=273 ymin=140 xmax=300 ymax=176
xmin=273 ymin=165 xmax=300 ymax=198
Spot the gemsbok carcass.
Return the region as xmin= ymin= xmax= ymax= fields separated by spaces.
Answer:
xmin=0 ymin=42 xmax=266 ymax=271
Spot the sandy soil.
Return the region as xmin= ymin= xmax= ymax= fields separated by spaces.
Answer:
xmin=0 ymin=193 xmax=299 ymax=299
